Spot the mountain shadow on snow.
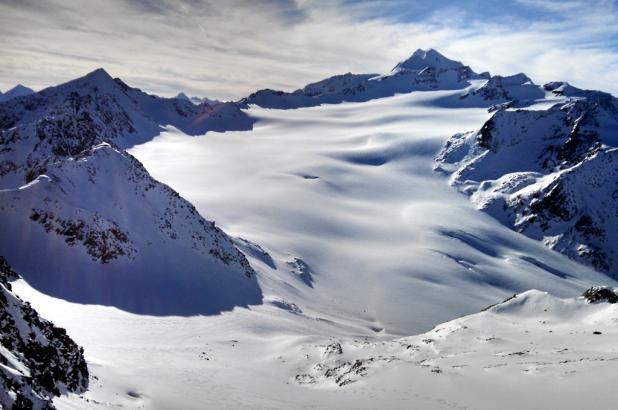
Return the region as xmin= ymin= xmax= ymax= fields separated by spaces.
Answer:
xmin=0 ymin=70 xmax=263 ymax=316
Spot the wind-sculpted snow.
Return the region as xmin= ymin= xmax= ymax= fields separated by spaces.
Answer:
xmin=131 ymin=85 xmax=615 ymax=333
xmin=291 ymin=289 xmax=618 ymax=408
xmin=0 ymin=257 xmax=88 ymax=409
xmin=0 ymin=69 xmax=261 ymax=315
xmin=436 ymin=85 xmax=618 ymax=277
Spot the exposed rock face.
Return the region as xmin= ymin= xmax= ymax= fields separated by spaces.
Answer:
xmin=582 ymin=286 xmax=618 ymax=304
xmin=29 ymin=206 xmax=136 ymax=264
xmin=0 ymin=70 xmax=262 ymax=315
xmin=436 ymin=85 xmax=618 ymax=277
xmin=295 ymin=341 xmax=374 ymax=387
xmin=0 ymin=256 xmax=88 ymax=409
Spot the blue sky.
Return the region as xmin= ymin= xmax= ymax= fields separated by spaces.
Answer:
xmin=347 ymin=0 xmax=613 ymax=26
xmin=1 ymin=0 xmax=617 ymax=99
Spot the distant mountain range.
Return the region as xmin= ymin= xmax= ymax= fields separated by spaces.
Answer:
xmin=241 ymin=48 xmax=542 ymax=109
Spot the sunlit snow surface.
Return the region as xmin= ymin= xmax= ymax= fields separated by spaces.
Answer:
xmin=15 ymin=89 xmax=618 ymax=409
xmin=130 ymin=89 xmax=612 ymax=333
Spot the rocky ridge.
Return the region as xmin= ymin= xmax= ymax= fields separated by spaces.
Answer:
xmin=436 ymin=83 xmax=618 ymax=276
xmin=0 ymin=256 xmax=88 ymax=409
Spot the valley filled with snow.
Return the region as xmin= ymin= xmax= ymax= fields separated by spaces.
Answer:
xmin=129 ymin=87 xmax=614 ymax=334
xmin=6 ymin=80 xmax=617 ymax=409
xmin=2 ymin=48 xmax=618 ymax=409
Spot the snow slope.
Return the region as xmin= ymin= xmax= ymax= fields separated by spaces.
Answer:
xmin=13 ymin=272 xmax=618 ymax=409
xmin=131 ymin=88 xmax=615 ymax=334
xmin=436 ymin=84 xmax=618 ymax=277
xmin=0 ymin=69 xmax=261 ymax=315
xmin=291 ymin=289 xmax=618 ymax=409
xmin=0 ymin=143 xmax=260 ymax=315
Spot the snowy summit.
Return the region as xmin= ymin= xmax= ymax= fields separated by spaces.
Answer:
xmin=392 ymin=48 xmax=465 ymax=71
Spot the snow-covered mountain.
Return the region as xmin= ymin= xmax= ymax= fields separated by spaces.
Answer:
xmin=436 ymin=83 xmax=618 ymax=277
xmin=175 ymin=91 xmax=220 ymax=106
xmin=460 ymin=72 xmax=546 ymax=108
xmin=242 ymin=49 xmax=546 ymax=109
xmin=0 ymin=69 xmax=261 ymax=315
xmin=0 ymin=67 xmax=254 ymax=187
xmin=2 ymin=49 xmax=618 ymax=409
xmin=0 ymin=256 xmax=88 ymax=409
xmin=0 ymin=84 xmax=34 ymax=103
xmin=0 ymin=68 xmax=253 ymax=189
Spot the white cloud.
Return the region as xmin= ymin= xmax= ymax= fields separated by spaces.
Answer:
xmin=0 ymin=0 xmax=617 ymax=100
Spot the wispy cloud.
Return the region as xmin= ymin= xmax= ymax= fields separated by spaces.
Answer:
xmin=0 ymin=0 xmax=616 ymax=99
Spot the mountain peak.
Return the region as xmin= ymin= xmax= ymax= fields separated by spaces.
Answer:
xmin=83 ymin=68 xmax=114 ymax=83
xmin=175 ymin=91 xmax=217 ymax=105
xmin=7 ymin=84 xmax=33 ymax=94
xmin=53 ymin=68 xmax=121 ymax=94
xmin=394 ymin=48 xmax=464 ymax=71
xmin=0 ymin=84 xmax=34 ymax=102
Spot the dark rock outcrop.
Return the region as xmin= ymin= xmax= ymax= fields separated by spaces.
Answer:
xmin=0 ymin=256 xmax=88 ymax=409
xmin=582 ymin=286 xmax=618 ymax=304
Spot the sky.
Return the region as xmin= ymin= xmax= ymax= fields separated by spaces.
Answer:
xmin=0 ymin=0 xmax=617 ymax=100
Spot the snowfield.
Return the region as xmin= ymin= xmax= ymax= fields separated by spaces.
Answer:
xmin=9 ymin=86 xmax=617 ymax=409
xmin=3 ymin=48 xmax=618 ymax=409
xmin=16 ymin=280 xmax=618 ymax=410
xmin=129 ymin=88 xmax=614 ymax=333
